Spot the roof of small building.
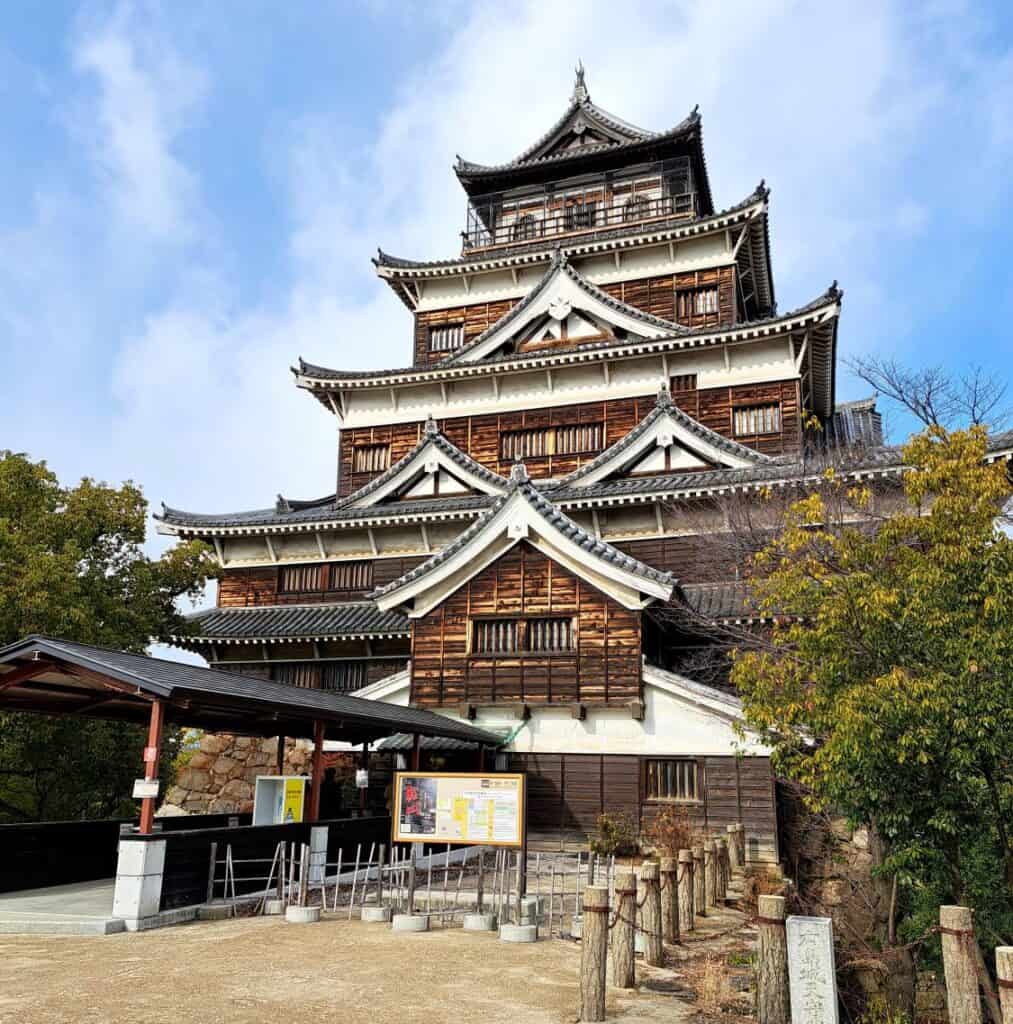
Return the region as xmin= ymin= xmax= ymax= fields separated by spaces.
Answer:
xmin=178 ymin=602 xmax=410 ymax=643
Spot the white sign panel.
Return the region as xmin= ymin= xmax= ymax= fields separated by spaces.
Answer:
xmin=132 ymin=778 xmax=160 ymax=799
xmin=787 ymin=916 xmax=839 ymax=1024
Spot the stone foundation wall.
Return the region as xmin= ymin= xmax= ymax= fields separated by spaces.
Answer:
xmin=161 ymin=734 xmax=314 ymax=815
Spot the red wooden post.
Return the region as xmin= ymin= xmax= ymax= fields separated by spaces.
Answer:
xmin=410 ymin=733 xmax=421 ymax=771
xmin=139 ymin=699 xmax=165 ymax=835
xmin=307 ymin=720 xmax=325 ymax=822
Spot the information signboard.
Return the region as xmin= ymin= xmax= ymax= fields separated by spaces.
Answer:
xmin=392 ymin=772 xmax=525 ymax=848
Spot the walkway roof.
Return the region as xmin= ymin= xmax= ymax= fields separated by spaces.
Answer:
xmin=0 ymin=635 xmax=499 ymax=747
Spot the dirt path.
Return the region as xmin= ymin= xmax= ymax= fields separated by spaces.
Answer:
xmin=0 ymin=905 xmax=757 ymax=1024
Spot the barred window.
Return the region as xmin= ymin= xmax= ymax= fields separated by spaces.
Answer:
xmin=473 ymin=620 xmax=519 ymax=654
xmin=564 ymin=200 xmax=596 ymax=230
xmin=500 ymin=422 xmax=603 ymax=461
xmin=670 ymin=373 xmax=697 ymax=392
xmin=270 ymin=663 xmax=320 ymax=689
xmin=327 ymin=561 xmax=372 ymax=592
xmin=676 ymin=286 xmax=719 ymax=320
xmin=279 ymin=565 xmax=322 ymax=593
xmin=353 ymin=444 xmax=390 ymax=473
xmin=645 ymin=759 xmax=698 ymax=801
xmin=622 ymin=196 xmax=650 ymax=222
xmin=429 ymin=323 xmax=465 ymax=353
xmin=319 ymin=661 xmax=368 ymax=692
xmin=524 ymin=618 xmax=574 ymax=653
xmin=733 ymin=403 xmax=782 ymax=437
xmin=511 ymin=214 xmax=539 ymax=241
xmin=472 ymin=618 xmax=574 ymax=655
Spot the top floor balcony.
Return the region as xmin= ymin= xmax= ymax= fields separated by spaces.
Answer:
xmin=461 ymin=158 xmax=699 ymax=254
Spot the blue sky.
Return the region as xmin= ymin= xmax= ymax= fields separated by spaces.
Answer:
xmin=2 ymin=0 xmax=1012 ymax=549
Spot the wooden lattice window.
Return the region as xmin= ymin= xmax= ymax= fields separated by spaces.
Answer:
xmin=622 ymin=196 xmax=650 ymax=222
xmin=500 ymin=423 xmax=603 ymax=461
xmin=327 ymin=561 xmax=373 ymax=592
xmin=512 ymin=214 xmax=539 ymax=241
xmin=676 ymin=287 xmax=719 ymax=319
xmin=319 ymin=661 xmax=368 ymax=692
xmin=429 ymin=323 xmax=465 ymax=353
xmin=270 ymin=663 xmax=320 ymax=689
xmin=670 ymin=373 xmax=697 ymax=392
xmin=472 ymin=620 xmax=519 ymax=654
xmin=733 ymin=403 xmax=782 ymax=437
xmin=353 ymin=444 xmax=390 ymax=473
xmin=278 ymin=565 xmax=322 ymax=593
xmin=645 ymin=759 xmax=699 ymax=802
xmin=564 ymin=201 xmax=596 ymax=230
xmin=524 ymin=618 xmax=574 ymax=653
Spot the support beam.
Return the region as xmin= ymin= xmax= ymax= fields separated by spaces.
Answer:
xmin=315 ymin=532 xmax=327 ymax=559
xmin=410 ymin=732 xmax=421 ymax=771
xmin=359 ymin=742 xmax=369 ymax=815
xmin=308 ymin=720 xmax=325 ymax=822
xmin=0 ymin=659 xmax=58 ymax=693
xmin=212 ymin=537 xmax=226 ymax=566
xmin=276 ymin=735 xmax=286 ymax=775
xmin=139 ymin=699 xmax=165 ymax=835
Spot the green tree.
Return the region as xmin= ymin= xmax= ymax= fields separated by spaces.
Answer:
xmin=731 ymin=427 xmax=1013 ymax=976
xmin=0 ymin=451 xmax=217 ymax=821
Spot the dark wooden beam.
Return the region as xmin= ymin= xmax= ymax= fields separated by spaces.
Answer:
xmin=0 ymin=660 xmax=59 ymax=693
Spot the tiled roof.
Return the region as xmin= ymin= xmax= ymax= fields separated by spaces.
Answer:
xmin=371 ymin=462 xmax=676 ymax=603
xmin=335 ymin=416 xmax=507 ymax=508
xmin=179 ymin=603 xmax=410 ymax=641
xmin=436 ymin=250 xmax=686 ymax=367
xmin=559 ymin=384 xmax=772 ymax=488
xmin=375 ymin=733 xmax=481 ymax=752
xmin=295 ymin=282 xmax=842 ymax=385
xmin=679 ymin=582 xmax=755 ymax=621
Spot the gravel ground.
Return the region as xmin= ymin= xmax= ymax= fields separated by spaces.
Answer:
xmin=0 ymin=904 xmax=756 ymax=1024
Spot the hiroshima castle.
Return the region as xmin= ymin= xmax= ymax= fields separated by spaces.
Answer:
xmin=158 ymin=68 xmax=887 ymax=857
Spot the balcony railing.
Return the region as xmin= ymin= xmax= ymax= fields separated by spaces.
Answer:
xmin=462 ymin=190 xmax=698 ymax=252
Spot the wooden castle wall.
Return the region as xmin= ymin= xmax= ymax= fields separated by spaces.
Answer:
xmin=411 ymin=267 xmax=738 ymax=369
xmin=338 ymin=379 xmax=802 ymax=495
xmin=410 ymin=543 xmax=641 ymax=708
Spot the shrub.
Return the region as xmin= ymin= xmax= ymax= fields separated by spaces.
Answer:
xmin=589 ymin=812 xmax=638 ymax=857
xmin=644 ymin=803 xmax=693 ymax=856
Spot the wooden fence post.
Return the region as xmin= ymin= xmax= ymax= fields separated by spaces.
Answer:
xmin=757 ymin=894 xmax=790 ymax=1024
xmin=580 ymin=885 xmax=609 ymax=1022
xmin=692 ymin=845 xmax=706 ymax=917
xmin=727 ymin=824 xmax=741 ymax=874
xmin=940 ymin=906 xmax=983 ymax=1024
xmin=660 ymin=856 xmax=679 ymax=944
xmin=705 ymin=841 xmax=718 ymax=909
xmin=737 ymin=823 xmax=747 ymax=865
xmin=609 ymin=869 xmax=636 ymax=990
xmin=638 ymin=861 xmax=664 ymax=967
xmin=678 ymin=849 xmax=694 ymax=933
xmin=996 ymin=947 xmax=1013 ymax=1024
xmin=717 ymin=837 xmax=730 ymax=900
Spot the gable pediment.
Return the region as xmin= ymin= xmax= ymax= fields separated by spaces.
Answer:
xmin=445 ymin=252 xmax=685 ymax=366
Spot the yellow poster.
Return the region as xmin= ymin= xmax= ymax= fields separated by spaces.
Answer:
xmin=282 ymin=778 xmax=305 ymax=823
xmin=393 ymin=773 xmax=525 ymax=847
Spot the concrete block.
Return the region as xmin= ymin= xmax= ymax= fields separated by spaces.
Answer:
xmin=197 ymin=903 xmax=234 ymax=921
xmin=392 ymin=914 xmax=429 ymax=932
xmin=463 ymin=913 xmax=497 ymax=931
xmin=362 ymin=907 xmax=392 ymax=923
xmin=570 ymin=915 xmax=582 ymax=939
xmin=499 ymin=923 xmax=538 ymax=943
xmin=116 ymin=839 xmax=166 ymax=877
xmin=112 ymin=872 xmax=162 ymax=920
xmin=263 ymin=898 xmax=285 ymax=916
xmin=519 ymin=895 xmax=544 ymax=924
xmin=285 ymin=905 xmax=321 ymax=924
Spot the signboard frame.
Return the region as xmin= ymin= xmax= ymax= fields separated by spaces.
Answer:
xmin=392 ymin=771 xmax=526 ymax=849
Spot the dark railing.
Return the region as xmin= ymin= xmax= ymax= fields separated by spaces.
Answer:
xmin=0 ymin=813 xmax=251 ymax=895
xmin=463 ymin=191 xmax=697 ymax=251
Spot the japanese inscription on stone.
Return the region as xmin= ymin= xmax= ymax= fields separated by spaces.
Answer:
xmin=787 ymin=916 xmax=839 ymax=1024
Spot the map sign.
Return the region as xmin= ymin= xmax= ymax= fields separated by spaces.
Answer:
xmin=392 ymin=772 xmax=525 ymax=848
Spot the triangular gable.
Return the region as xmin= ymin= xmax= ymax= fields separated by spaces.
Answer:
xmin=372 ymin=463 xmax=675 ymax=618
xmin=444 ymin=251 xmax=687 ymax=366
xmin=559 ymin=385 xmax=774 ymax=489
xmin=339 ymin=419 xmax=508 ymax=509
